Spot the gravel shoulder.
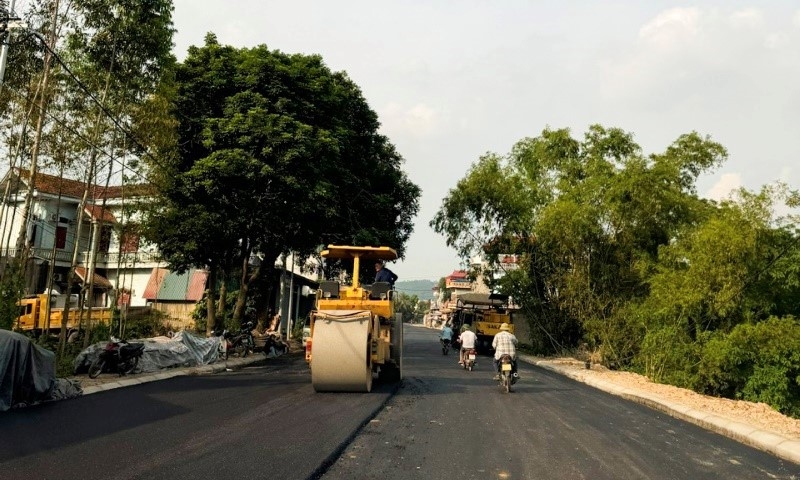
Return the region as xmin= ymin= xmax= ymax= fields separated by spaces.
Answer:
xmin=528 ymin=356 xmax=800 ymax=440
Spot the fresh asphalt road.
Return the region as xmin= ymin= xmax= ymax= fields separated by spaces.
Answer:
xmin=322 ymin=326 xmax=800 ymax=480
xmin=1 ymin=325 xmax=799 ymax=480
xmin=0 ymin=354 xmax=395 ymax=480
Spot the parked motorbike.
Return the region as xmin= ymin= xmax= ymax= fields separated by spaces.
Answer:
xmin=440 ymin=338 xmax=451 ymax=355
xmin=497 ymin=354 xmax=517 ymax=393
xmin=257 ymin=331 xmax=289 ymax=357
xmin=88 ymin=339 xmax=145 ymax=378
xmin=216 ymin=321 xmax=256 ymax=360
xmin=463 ymin=348 xmax=477 ymax=371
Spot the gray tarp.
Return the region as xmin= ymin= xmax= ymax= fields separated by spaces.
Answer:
xmin=0 ymin=330 xmax=82 ymax=411
xmin=74 ymin=330 xmax=221 ymax=374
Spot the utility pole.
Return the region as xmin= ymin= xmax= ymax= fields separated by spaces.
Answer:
xmin=0 ymin=0 xmax=21 ymax=86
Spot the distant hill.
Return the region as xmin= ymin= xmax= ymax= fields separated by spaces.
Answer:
xmin=395 ymin=280 xmax=436 ymax=301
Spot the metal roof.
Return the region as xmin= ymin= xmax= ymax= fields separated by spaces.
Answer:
xmin=143 ymin=268 xmax=207 ymax=301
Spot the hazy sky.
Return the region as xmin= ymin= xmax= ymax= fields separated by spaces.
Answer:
xmin=171 ymin=1 xmax=800 ymax=281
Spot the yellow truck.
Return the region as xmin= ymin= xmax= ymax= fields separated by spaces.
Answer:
xmin=453 ymin=293 xmax=514 ymax=352
xmin=16 ymin=294 xmax=113 ymax=332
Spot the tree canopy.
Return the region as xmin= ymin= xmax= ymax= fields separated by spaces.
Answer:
xmin=432 ymin=124 xmax=800 ymax=416
xmin=143 ymin=34 xmax=420 ymax=330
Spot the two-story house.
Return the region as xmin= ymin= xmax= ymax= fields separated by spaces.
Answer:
xmin=0 ymin=167 xmax=319 ymax=329
xmin=0 ymin=167 xmax=161 ymax=308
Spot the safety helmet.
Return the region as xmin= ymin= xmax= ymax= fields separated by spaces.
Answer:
xmin=499 ymin=323 xmax=511 ymax=331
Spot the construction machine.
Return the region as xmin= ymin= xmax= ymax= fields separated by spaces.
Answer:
xmin=453 ymin=293 xmax=514 ymax=352
xmin=305 ymin=245 xmax=403 ymax=392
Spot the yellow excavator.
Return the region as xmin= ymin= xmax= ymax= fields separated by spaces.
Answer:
xmin=305 ymin=245 xmax=403 ymax=392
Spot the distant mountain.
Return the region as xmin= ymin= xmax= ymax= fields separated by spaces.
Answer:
xmin=395 ymin=279 xmax=436 ymax=301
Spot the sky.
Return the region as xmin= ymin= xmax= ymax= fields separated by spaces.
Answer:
xmin=171 ymin=1 xmax=800 ymax=281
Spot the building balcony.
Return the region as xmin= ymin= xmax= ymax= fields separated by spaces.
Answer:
xmin=1 ymin=247 xmax=161 ymax=267
xmin=81 ymin=251 xmax=162 ymax=267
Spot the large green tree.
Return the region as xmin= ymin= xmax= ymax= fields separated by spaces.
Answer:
xmin=143 ymin=35 xmax=420 ymax=333
xmin=432 ymin=125 xmax=728 ymax=359
xmin=433 ymin=124 xmax=800 ymax=415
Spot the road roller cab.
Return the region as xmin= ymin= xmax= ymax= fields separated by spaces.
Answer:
xmin=306 ymin=245 xmax=403 ymax=392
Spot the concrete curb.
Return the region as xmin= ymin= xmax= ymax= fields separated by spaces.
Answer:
xmin=520 ymin=355 xmax=800 ymax=465
xmin=79 ymin=355 xmax=266 ymax=396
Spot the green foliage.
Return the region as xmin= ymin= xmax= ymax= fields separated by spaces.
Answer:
xmin=394 ymin=292 xmax=427 ymax=323
xmin=190 ymin=289 xmax=255 ymax=334
xmin=395 ymin=280 xmax=436 ymax=301
xmin=121 ymin=309 xmax=170 ymax=340
xmin=143 ymin=34 xmax=420 ymax=326
xmin=0 ymin=261 xmax=26 ymax=331
xmin=433 ymin=123 xmax=800 ymax=415
xmin=696 ymin=317 xmax=800 ymax=416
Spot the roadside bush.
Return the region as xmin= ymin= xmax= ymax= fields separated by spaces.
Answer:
xmin=121 ymin=309 xmax=170 ymax=339
xmin=636 ymin=324 xmax=700 ymax=387
xmin=191 ymin=289 xmax=258 ymax=334
xmin=695 ymin=316 xmax=800 ymax=417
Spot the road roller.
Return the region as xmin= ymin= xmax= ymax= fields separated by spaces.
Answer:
xmin=305 ymin=245 xmax=403 ymax=392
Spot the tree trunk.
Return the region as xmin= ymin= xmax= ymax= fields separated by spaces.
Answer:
xmin=12 ymin=0 xmax=60 ymax=257
xmin=216 ymin=268 xmax=227 ymax=316
xmin=205 ymin=265 xmax=217 ymax=336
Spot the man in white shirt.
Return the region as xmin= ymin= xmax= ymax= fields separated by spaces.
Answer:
xmin=458 ymin=326 xmax=477 ymax=365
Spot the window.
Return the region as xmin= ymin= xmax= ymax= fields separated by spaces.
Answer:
xmin=119 ymin=225 xmax=139 ymax=253
xmin=29 ymin=224 xmax=38 ymax=246
xmin=56 ymin=226 xmax=67 ymax=249
xmin=98 ymin=225 xmax=112 ymax=253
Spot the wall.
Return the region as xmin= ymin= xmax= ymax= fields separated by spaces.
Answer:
xmin=107 ymin=267 xmax=155 ymax=307
xmin=149 ymin=301 xmax=196 ymax=330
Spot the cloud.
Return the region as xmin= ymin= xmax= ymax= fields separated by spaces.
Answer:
xmin=379 ymin=102 xmax=442 ymax=137
xmin=794 ymin=11 xmax=800 ymax=28
xmin=639 ymin=7 xmax=702 ymax=50
xmin=765 ymin=32 xmax=789 ymax=49
xmin=729 ymin=8 xmax=764 ymax=29
xmin=705 ymin=173 xmax=742 ymax=201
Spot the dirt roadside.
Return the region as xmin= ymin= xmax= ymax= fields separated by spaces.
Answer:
xmin=531 ymin=357 xmax=800 ymax=440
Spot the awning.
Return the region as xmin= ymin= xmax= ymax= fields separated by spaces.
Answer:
xmin=73 ymin=266 xmax=113 ymax=289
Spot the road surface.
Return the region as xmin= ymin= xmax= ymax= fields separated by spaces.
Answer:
xmin=1 ymin=325 xmax=798 ymax=480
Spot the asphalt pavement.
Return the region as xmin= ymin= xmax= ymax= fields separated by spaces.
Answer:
xmin=69 ymin=326 xmax=800 ymax=467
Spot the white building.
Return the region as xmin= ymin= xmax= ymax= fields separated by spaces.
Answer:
xmin=0 ymin=167 xmax=162 ymax=308
xmin=1 ymin=167 xmax=323 ymax=327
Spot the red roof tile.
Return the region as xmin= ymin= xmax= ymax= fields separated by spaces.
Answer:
xmin=447 ymin=270 xmax=468 ymax=279
xmin=74 ymin=266 xmax=113 ymax=289
xmin=9 ymin=167 xmax=153 ymax=200
xmin=84 ymin=205 xmax=117 ymax=223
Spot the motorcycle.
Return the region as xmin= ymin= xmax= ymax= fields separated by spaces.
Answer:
xmin=88 ymin=339 xmax=145 ymax=378
xmin=463 ymin=348 xmax=477 ymax=371
xmin=216 ymin=321 xmax=256 ymax=360
xmin=497 ymin=354 xmax=517 ymax=393
xmin=440 ymin=338 xmax=451 ymax=355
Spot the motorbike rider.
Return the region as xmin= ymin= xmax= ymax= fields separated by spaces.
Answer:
xmin=492 ymin=323 xmax=518 ymax=380
xmin=458 ymin=325 xmax=477 ymax=365
xmin=440 ymin=323 xmax=454 ymax=349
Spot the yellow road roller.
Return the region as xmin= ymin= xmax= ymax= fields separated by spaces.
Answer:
xmin=305 ymin=245 xmax=403 ymax=392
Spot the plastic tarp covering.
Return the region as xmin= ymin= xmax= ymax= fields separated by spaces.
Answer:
xmin=0 ymin=330 xmax=82 ymax=412
xmin=74 ymin=330 xmax=221 ymax=374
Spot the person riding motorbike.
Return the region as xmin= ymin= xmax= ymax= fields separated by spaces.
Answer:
xmin=492 ymin=323 xmax=518 ymax=380
xmin=458 ymin=325 xmax=477 ymax=366
xmin=440 ymin=324 xmax=454 ymax=350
